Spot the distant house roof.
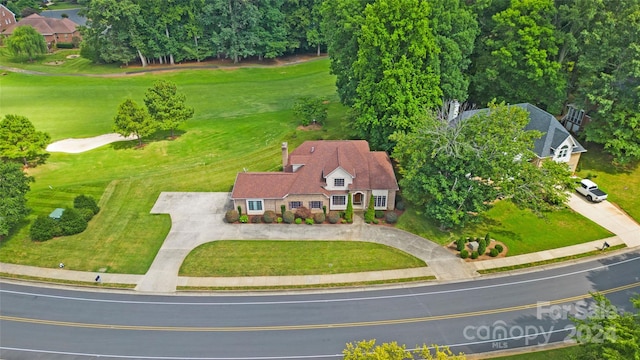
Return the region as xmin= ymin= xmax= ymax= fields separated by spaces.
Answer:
xmin=4 ymin=13 xmax=79 ymax=37
xmin=49 ymin=208 xmax=65 ymax=219
xmin=231 ymin=140 xmax=399 ymax=200
xmin=40 ymin=8 xmax=87 ymax=27
xmin=457 ymin=103 xmax=586 ymax=159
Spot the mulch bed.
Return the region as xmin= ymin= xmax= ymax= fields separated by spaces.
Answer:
xmin=445 ymin=239 xmax=509 ymax=261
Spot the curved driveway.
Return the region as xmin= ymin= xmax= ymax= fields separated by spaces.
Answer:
xmin=1 ymin=250 xmax=639 ymax=359
xmin=136 ymin=193 xmax=476 ymax=292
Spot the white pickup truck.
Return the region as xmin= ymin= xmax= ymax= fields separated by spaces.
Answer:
xmin=576 ymin=179 xmax=608 ymax=202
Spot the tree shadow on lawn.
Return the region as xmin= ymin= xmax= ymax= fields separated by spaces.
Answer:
xmin=579 ymin=141 xmax=639 ymax=175
xmin=110 ymin=129 xmax=187 ymax=150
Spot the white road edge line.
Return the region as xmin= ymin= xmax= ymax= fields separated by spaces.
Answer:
xmin=1 ymin=254 xmax=638 ymax=306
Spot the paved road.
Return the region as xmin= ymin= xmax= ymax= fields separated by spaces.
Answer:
xmin=1 ymin=250 xmax=638 ymax=359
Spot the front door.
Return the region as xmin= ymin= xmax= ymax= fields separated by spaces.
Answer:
xmin=353 ymin=192 xmax=363 ymax=206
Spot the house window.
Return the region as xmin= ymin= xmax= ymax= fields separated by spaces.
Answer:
xmin=289 ymin=201 xmax=302 ymax=209
xmin=334 ymin=178 xmax=345 ymax=187
xmin=246 ymin=199 xmax=264 ymax=215
xmin=374 ymin=195 xmax=387 ymax=208
xmin=557 ymin=145 xmax=569 ymax=159
xmin=332 ymin=196 xmax=346 ymax=206
xmin=309 ymin=201 xmax=323 ymax=209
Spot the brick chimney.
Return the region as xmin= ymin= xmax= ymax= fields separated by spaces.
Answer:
xmin=281 ymin=142 xmax=288 ymax=170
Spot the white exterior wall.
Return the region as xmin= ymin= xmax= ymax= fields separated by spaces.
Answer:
xmin=325 ymin=167 xmax=353 ymax=191
xmin=553 ymin=137 xmax=573 ymax=164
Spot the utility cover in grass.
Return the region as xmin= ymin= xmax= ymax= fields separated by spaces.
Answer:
xmin=49 ymin=208 xmax=65 ymax=220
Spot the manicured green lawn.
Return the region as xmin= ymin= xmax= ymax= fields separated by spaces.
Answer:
xmin=397 ymin=200 xmax=613 ymax=256
xmin=179 ymin=241 xmax=426 ymax=276
xmin=576 ymin=142 xmax=640 ymax=222
xmin=0 ymin=58 xmax=349 ymax=273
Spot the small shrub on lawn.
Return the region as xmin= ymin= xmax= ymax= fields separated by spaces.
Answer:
xmin=250 ymin=215 xmax=260 ymax=223
xmin=385 ymin=211 xmax=398 ymax=224
xmin=478 ymin=242 xmax=487 ymax=256
xmin=471 ymin=251 xmax=479 ymax=259
xmin=283 ymin=211 xmax=295 ymax=224
xmin=328 ymin=211 xmax=340 ymax=224
xmin=30 ymin=215 xmax=59 ymax=241
xmin=280 ymin=204 xmax=286 ymax=216
xmin=495 ymin=244 xmax=504 ymax=253
xmin=79 ymin=208 xmax=95 ymax=222
xmin=456 ymin=238 xmax=466 ymax=251
xmin=489 ymin=248 xmax=499 ymax=257
xmin=396 ymin=201 xmax=405 ymax=210
xmin=225 ymin=210 xmax=239 ymax=223
xmin=262 ymin=210 xmax=277 ymax=223
xmin=375 ymin=210 xmax=385 ymax=219
xmin=74 ymin=194 xmax=100 ymax=215
xmin=313 ymin=212 xmax=325 ymax=224
xmin=295 ymin=206 xmax=312 ymax=219
xmin=239 ymin=215 xmax=249 ymax=223
xmin=305 ymin=218 xmax=314 ymax=225
xmin=59 ymin=208 xmax=88 ymax=236
xmin=276 ymin=217 xmax=283 ymax=223
xmin=295 ymin=218 xmax=302 ymax=224
xmin=460 ymin=249 xmax=469 ymax=259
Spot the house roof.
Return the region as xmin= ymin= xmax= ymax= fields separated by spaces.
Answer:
xmin=4 ymin=13 xmax=79 ymax=36
xmin=458 ymin=103 xmax=586 ymax=159
xmin=231 ymin=140 xmax=399 ymax=200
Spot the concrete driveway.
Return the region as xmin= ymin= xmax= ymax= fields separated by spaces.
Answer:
xmin=135 ymin=192 xmax=475 ymax=293
xmin=567 ymin=193 xmax=640 ymax=248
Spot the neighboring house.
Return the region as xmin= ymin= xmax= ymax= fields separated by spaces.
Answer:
xmin=3 ymin=13 xmax=81 ymax=46
xmin=231 ymin=140 xmax=399 ymax=215
xmin=560 ymin=104 xmax=591 ymax=134
xmin=0 ymin=4 xmax=16 ymax=32
xmin=458 ymin=103 xmax=586 ymax=173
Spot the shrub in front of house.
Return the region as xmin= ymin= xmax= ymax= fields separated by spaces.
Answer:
xmin=373 ymin=219 xmax=379 ymax=224
xmin=59 ymin=208 xmax=88 ymax=236
xmin=295 ymin=206 xmax=312 ymax=219
xmin=225 ymin=210 xmax=239 ymax=223
xmin=250 ymin=215 xmax=260 ymax=223
xmin=74 ymin=194 xmax=100 ymax=215
xmin=237 ymin=206 xmax=242 ymax=216
xmin=262 ymin=210 xmax=277 ymax=223
xmin=313 ymin=212 xmax=325 ymax=224
xmin=295 ymin=218 xmax=303 ymax=224
xmin=375 ymin=210 xmax=385 ymax=219
xmin=280 ymin=205 xmax=286 ymax=216
xmin=30 ymin=215 xmax=60 ymax=241
xmin=470 ymin=251 xmax=479 ymax=259
xmin=283 ymin=211 xmax=295 ymax=224
xmin=239 ymin=215 xmax=249 ymax=223
xmin=328 ymin=211 xmax=340 ymax=224
xmin=495 ymin=244 xmax=504 ymax=253
xmin=322 ymin=205 xmax=327 ymax=216
xmin=460 ymin=249 xmax=469 ymax=259
xmin=385 ymin=211 xmax=398 ymax=224
xmin=395 ymin=201 xmax=405 ymax=210
xmin=276 ymin=217 xmax=283 ymax=223
xmin=489 ymin=248 xmax=499 ymax=257
xmin=305 ymin=218 xmax=314 ymax=225
xmin=364 ymin=195 xmax=375 ymax=223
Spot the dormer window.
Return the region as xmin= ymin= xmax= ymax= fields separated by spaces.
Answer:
xmin=334 ymin=178 xmax=345 ymax=187
xmin=557 ymin=145 xmax=569 ymax=159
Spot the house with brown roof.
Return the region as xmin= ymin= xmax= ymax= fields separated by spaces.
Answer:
xmin=0 ymin=4 xmax=16 ymax=32
xmin=3 ymin=13 xmax=80 ymax=46
xmin=231 ymin=140 xmax=399 ymax=215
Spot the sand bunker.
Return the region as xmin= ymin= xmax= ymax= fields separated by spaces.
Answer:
xmin=46 ymin=133 xmax=137 ymax=153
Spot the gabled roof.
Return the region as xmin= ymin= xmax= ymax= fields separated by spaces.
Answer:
xmin=457 ymin=103 xmax=586 ymax=158
xmin=231 ymin=140 xmax=399 ymax=200
xmin=4 ymin=13 xmax=79 ymax=36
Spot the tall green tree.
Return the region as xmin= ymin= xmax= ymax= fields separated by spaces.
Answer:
xmin=0 ymin=162 xmax=33 ymax=238
xmin=5 ymin=25 xmax=48 ymax=61
xmin=0 ymin=114 xmax=50 ymax=166
xmin=429 ymin=0 xmax=479 ymax=101
xmin=575 ymin=0 xmax=640 ymax=164
xmin=571 ymin=293 xmax=640 ymax=360
xmin=352 ymin=0 xmax=442 ymax=151
xmin=392 ymin=103 xmax=571 ymax=229
xmin=112 ymin=99 xmax=155 ymax=146
xmin=470 ymin=0 xmax=565 ymax=112
xmin=143 ymin=80 xmax=194 ymax=138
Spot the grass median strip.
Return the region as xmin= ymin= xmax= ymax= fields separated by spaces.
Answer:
xmin=179 ymin=240 xmax=426 ymax=277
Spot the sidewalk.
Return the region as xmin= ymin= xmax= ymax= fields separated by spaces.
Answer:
xmin=1 ymin=192 xmax=638 ymax=292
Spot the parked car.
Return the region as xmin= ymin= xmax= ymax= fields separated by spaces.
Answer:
xmin=576 ymin=179 xmax=608 ymax=202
